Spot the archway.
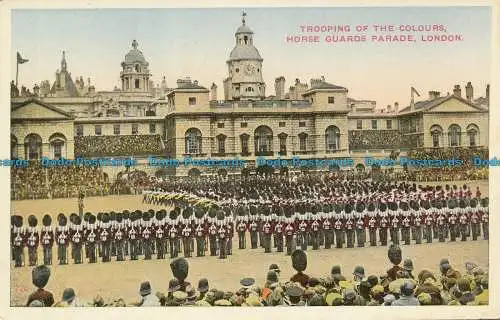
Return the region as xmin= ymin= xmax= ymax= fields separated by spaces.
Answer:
xmin=185 ymin=128 xmax=202 ymax=155
xmin=325 ymin=125 xmax=340 ymax=152
xmin=254 ymin=125 xmax=273 ymax=155
xmin=24 ymin=133 xmax=42 ymax=160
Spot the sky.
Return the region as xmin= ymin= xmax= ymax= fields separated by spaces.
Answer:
xmin=11 ymin=6 xmax=492 ymax=109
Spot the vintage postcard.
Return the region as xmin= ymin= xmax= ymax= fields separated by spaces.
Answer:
xmin=1 ymin=0 xmax=499 ymax=319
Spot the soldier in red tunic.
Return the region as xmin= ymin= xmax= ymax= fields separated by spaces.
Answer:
xmin=114 ymin=212 xmax=127 ymax=261
xmin=262 ymin=215 xmax=272 ymax=253
xmin=284 ymin=216 xmax=296 ymax=255
xmin=367 ymin=203 xmax=378 ymax=247
xmin=236 ymin=213 xmax=247 ymax=250
xmin=12 ymin=215 xmax=26 ymax=267
xmin=41 ymin=214 xmax=54 ymax=265
xmin=71 ymin=216 xmax=84 ymax=264
xmin=27 ymin=215 xmax=39 ymax=266
xmin=85 ymin=215 xmax=98 ymax=263
xmin=323 ymin=211 xmax=333 ymax=249
xmin=56 ymin=214 xmax=69 ymax=265
xmin=274 ymin=216 xmax=284 ymax=252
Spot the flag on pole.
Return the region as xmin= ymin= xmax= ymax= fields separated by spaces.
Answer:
xmin=410 ymin=86 xmax=420 ymax=97
xmin=17 ymin=52 xmax=29 ymax=64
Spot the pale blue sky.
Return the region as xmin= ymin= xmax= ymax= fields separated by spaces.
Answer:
xmin=11 ymin=7 xmax=492 ymax=109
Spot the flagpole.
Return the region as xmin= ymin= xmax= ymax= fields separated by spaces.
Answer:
xmin=16 ymin=60 xmax=19 ymax=88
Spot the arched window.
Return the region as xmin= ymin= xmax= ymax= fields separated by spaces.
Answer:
xmin=430 ymin=124 xmax=443 ymax=148
xmin=135 ymin=64 xmax=141 ymax=73
xmin=298 ymin=132 xmax=308 ymax=152
xmin=244 ymin=36 xmax=248 ymax=44
xmin=448 ymin=124 xmax=461 ymax=147
xmin=135 ymin=79 xmax=140 ymax=89
xmin=185 ymin=128 xmax=202 ymax=155
xmin=24 ymin=133 xmax=42 ymax=160
xmin=240 ymin=133 xmax=250 ymax=155
xmin=467 ymin=124 xmax=479 ymax=147
xmin=49 ymin=133 xmax=67 ymax=159
xmin=216 ymin=134 xmax=226 ymax=154
xmin=11 ymin=135 xmax=18 ymax=159
xmin=254 ymin=126 xmax=273 ymax=155
xmin=325 ymin=125 xmax=340 ymax=152
xmin=245 ymin=87 xmax=254 ymax=92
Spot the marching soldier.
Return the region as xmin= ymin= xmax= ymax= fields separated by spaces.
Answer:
xmin=85 ymin=215 xmax=98 ymax=263
xmin=436 ymin=202 xmax=446 ymax=242
xmin=128 ymin=212 xmax=139 ymax=260
xmin=12 ymin=215 xmax=25 ymax=267
xmin=142 ymin=212 xmax=153 ymax=260
xmin=334 ymin=211 xmax=344 ymax=248
xmin=208 ymin=217 xmax=218 ymax=256
xmin=71 ymin=216 xmax=84 ymax=264
xmin=226 ymin=215 xmax=234 ymax=255
xmin=367 ymin=204 xmax=378 ymax=247
xmin=400 ymin=203 xmax=411 ymax=245
xmin=123 ymin=211 xmax=131 ymax=257
xmin=323 ymin=211 xmax=333 ymax=249
xmin=154 ymin=211 xmax=166 ymax=259
xmin=284 ymin=216 xmax=295 ymax=255
xmin=100 ymin=213 xmax=112 ymax=262
xmin=310 ymin=214 xmax=321 ymax=250
xmin=424 ymin=205 xmax=434 ymax=243
xmin=379 ymin=203 xmax=389 ymax=246
xmin=459 ymin=203 xmax=469 ymax=241
xmin=249 ymin=215 xmax=259 ymax=249
xmin=169 ymin=215 xmax=180 ymax=259
xmin=480 ymin=198 xmax=489 ymax=240
xmin=412 ymin=202 xmax=423 ymax=245
xmin=56 ymin=214 xmax=69 ymax=265
xmin=236 ymin=215 xmax=247 ymax=249
xmin=345 ymin=205 xmax=355 ymax=248
xmin=298 ymin=215 xmax=309 ymax=251
xmin=27 ymin=215 xmax=39 ymax=266
xmin=355 ymin=203 xmax=366 ymax=248
xmin=41 ymin=214 xmax=54 ymax=265
xmin=389 ymin=203 xmax=400 ymax=245
xmin=262 ymin=216 xmax=272 ymax=253
xmin=194 ymin=217 xmax=206 ymax=257
xmin=181 ymin=216 xmax=193 ymax=258
xmin=114 ymin=212 xmax=126 ymax=261
xmin=274 ymin=216 xmax=284 ymax=252
xmin=470 ymin=201 xmax=481 ymax=241
xmin=448 ymin=201 xmax=458 ymax=242
xmin=218 ymin=219 xmax=227 ymax=259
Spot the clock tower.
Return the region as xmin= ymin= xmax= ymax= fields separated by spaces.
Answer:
xmin=224 ymin=12 xmax=265 ymax=101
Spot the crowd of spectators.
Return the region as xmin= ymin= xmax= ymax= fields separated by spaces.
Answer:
xmin=348 ymin=130 xmax=401 ymax=150
xmin=74 ymin=135 xmax=164 ymax=157
xmin=21 ymin=255 xmax=488 ymax=307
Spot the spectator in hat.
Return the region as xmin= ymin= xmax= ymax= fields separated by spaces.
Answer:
xmin=415 ymin=270 xmax=443 ymax=305
xmin=367 ymin=275 xmax=379 ymax=288
xmin=61 ymin=288 xmax=84 ymax=307
xmin=138 ymin=281 xmax=160 ymax=306
xmin=269 ymin=264 xmax=280 ymax=277
xmin=262 ymin=271 xmax=284 ymax=306
xmin=284 ymin=285 xmax=304 ymax=306
xmin=26 ymin=265 xmax=55 ymax=307
xmin=28 ymin=300 xmax=44 ymax=307
xmin=167 ymin=279 xmax=181 ymax=302
xmin=197 ymin=278 xmax=209 ymax=301
xmin=358 ymin=281 xmax=372 ymax=305
xmin=392 ymin=281 xmax=420 ymax=306
xmin=403 ymin=259 xmax=415 ymax=279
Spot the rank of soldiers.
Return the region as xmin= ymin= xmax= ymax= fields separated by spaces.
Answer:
xmin=11 ymin=186 xmax=488 ymax=267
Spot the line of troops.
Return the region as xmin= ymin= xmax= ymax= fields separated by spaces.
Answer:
xmin=11 ymin=206 xmax=237 ymax=268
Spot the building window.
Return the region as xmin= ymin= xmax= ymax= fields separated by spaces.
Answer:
xmin=325 ymin=126 xmax=340 ymax=151
xmin=189 ymin=97 xmax=197 ymax=105
xmin=386 ymin=120 xmax=392 ymax=130
xmin=448 ymin=124 xmax=461 ymax=147
xmin=357 ymin=120 xmax=362 ymax=130
xmin=279 ymin=122 xmax=286 ymax=127
xmin=217 ymin=135 xmax=226 ymax=154
xmin=131 ymin=124 xmax=138 ymax=135
xmin=53 ymin=142 xmax=63 ymax=159
xmin=328 ymin=96 xmax=335 ymax=104
xmin=245 ymin=87 xmax=254 ymax=92
xmin=76 ymin=125 xmax=84 ymax=137
xmin=240 ymin=122 xmax=248 ymax=128
xmin=24 ymin=134 xmax=42 ymax=160
xmin=149 ymin=124 xmax=156 ymax=134
xmin=135 ymin=64 xmax=140 ymax=72
xmin=371 ymin=120 xmax=377 ymax=129
xmin=299 ymin=121 xmax=306 ymax=127
xmin=278 ymin=134 xmax=287 ymax=155
xmin=235 ymin=68 xmax=239 ymax=73
xmin=95 ymin=125 xmax=102 ymax=136
xmin=240 ymin=134 xmax=249 ymax=155
xmin=430 ymin=125 xmax=443 ymax=148
xmin=298 ymin=133 xmax=307 ymax=151
xmin=467 ymin=124 xmax=479 ymax=147
xmin=218 ymin=123 xmax=225 ymax=129
xmin=254 ymin=126 xmax=273 ymax=154
xmin=114 ymin=124 xmax=121 ymax=135
xmin=135 ymin=79 xmax=140 ymax=89
xmin=185 ymin=128 xmax=202 ymax=154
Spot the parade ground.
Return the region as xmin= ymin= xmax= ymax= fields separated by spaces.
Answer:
xmin=10 ymin=180 xmax=489 ymax=306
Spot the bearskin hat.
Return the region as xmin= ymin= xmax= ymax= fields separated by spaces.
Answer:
xmin=216 ymin=209 xmax=225 ymax=220
xmin=169 ymin=210 xmax=178 ymax=220
xmin=208 ymin=207 xmax=218 ymax=218
xmin=13 ymin=215 xmax=23 ymax=228
xmin=170 ymin=257 xmax=189 ymax=282
xmin=28 ymin=215 xmax=37 ymax=227
xmin=42 ymin=214 xmax=52 ymax=227
xmin=110 ymin=211 xmax=116 ymax=221
xmin=69 ymin=213 xmax=78 ymax=225
xmin=388 ymin=244 xmax=402 ymax=266
xmin=334 ymin=203 xmax=343 ymax=214
xmin=469 ymin=198 xmax=478 ymax=208
xmin=102 ymin=213 xmax=109 ymax=223
xmin=89 ymin=215 xmax=96 ymax=224
xmin=291 ymin=249 xmax=307 ymax=272
xmin=32 ymin=265 xmax=51 ymax=288
xmin=143 ymin=211 xmax=150 ymax=221
xmin=356 ymin=203 xmax=365 ymax=213
xmin=345 ymin=204 xmax=353 ymax=214
xmin=379 ymin=203 xmax=387 ymax=212
xmin=117 ymin=212 xmax=123 ymax=223
xmin=155 ymin=210 xmax=162 ymax=220
xmin=481 ymin=197 xmax=488 ymax=207
xmin=448 ymin=199 xmax=457 ymax=209
xmin=59 ymin=215 xmax=67 ymax=226
xmin=84 ymin=212 xmax=92 ymax=222
xmin=74 ymin=216 xmax=82 ymax=225
xmin=459 ymin=199 xmax=466 ymax=209
xmin=97 ymin=212 xmax=103 ymax=221
xmin=57 ymin=213 xmax=65 ymax=223
xmin=367 ymin=203 xmax=375 ymax=212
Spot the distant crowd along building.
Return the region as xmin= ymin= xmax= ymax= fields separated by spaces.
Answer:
xmin=10 ymin=13 xmax=489 ymax=178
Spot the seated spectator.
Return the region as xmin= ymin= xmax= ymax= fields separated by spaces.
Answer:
xmin=137 ymin=281 xmax=160 ymax=307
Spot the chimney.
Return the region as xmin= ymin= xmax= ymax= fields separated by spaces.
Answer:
xmin=465 ymin=82 xmax=473 ymax=101
xmin=210 ymin=83 xmax=218 ymax=101
xmin=394 ymin=102 xmax=399 ymax=113
xmin=194 ymin=80 xmax=198 ymax=86
xmin=453 ymin=84 xmax=462 ymax=98
xmin=275 ymin=76 xmax=286 ymax=100
xmin=386 ymin=104 xmax=392 ymax=113
xmin=428 ymin=91 xmax=441 ymax=100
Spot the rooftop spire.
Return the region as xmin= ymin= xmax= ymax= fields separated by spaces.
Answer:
xmin=242 ymin=11 xmax=247 ymax=25
xmin=61 ymin=50 xmax=67 ymax=71
xmin=132 ymin=39 xmax=138 ymax=50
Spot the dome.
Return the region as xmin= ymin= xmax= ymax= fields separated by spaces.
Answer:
xmin=229 ymin=45 xmax=262 ymax=61
xmin=236 ymin=24 xmax=253 ymax=35
xmin=123 ymin=40 xmax=147 ymax=64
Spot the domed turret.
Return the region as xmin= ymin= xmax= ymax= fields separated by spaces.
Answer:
xmin=120 ymin=40 xmax=152 ymax=93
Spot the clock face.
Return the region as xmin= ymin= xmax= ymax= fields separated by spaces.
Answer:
xmin=244 ymin=63 xmax=255 ymax=76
